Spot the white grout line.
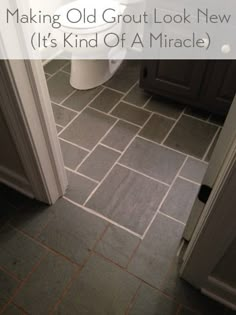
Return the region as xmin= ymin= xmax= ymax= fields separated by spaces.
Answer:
xmin=52 ymin=101 xmax=79 ymax=114
xmin=158 ymin=211 xmax=186 ymax=226
xmin=55 ymin=123 xmax=64 ymax=128
xmin=59 ymin=138 xmax=90 ymax=152
xmin=65 ymin=167 xmax=100 ymax=184
xmin=45 ymin=62 xmax=70 ymax=82
xmin=101 ymin=85 xmax=125 ymax=95
xmin=57 ymin=112 xmax=81 ymax=137
xmin=59 ymin=89 xmax=77 ymax=106
xmin=99 ymin=143 xmax=122 ymax=154
xmin=117 ymin=163 xmax=170 ymax=187
xmin=202 ymin=126 xmax=221 ymax=161
xmin=178 ymin=175 xmax=201 ymax=186
xmin=141 ymin=155 xmax=188 ymax=240
xmin=63 ymin=196 xmax=143 ymax=239
xmin=183 ymin=113 xmax=221 ymax=128
xmin=141 ymin=95 xmax=152 ymax=108
xmin=161 ymin=107 xmax=185 ymax=145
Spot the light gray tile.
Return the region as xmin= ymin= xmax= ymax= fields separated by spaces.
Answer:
xmin=47 ymin=71 xmax=75 ymax=103
xmin=52 ymin=103 xmax=76 ymax=127
xmin=145 ymin=97 xmax=185 ymax=119
xmin=120 ymin=137 xmax=186 ymax=184
xmin=124 ymin=83 xmax=151 ymax=107
xmin=78 ymin=145 xmax=120 ymax=181
xmin=102 ymin=120 xmax=140 ymax=152
xmin=89 ymin=88 xmax=123 ymax=113
xmin=44 ymin=60 xmax=68 ymax=75
xmin=180 ymin=157 xmax=208 ymax=183
xmin=111 ymin=102 xmax=151 ymax=126
xmin=86 ymin=165 xmax=168 ymax=234
xmin=60 ymin=108 xmax=116 ymax=150
xmin=0 ymin=270 xmax=18 ymax=309
xmin=60 ymin=140 xmax=88 ymax=170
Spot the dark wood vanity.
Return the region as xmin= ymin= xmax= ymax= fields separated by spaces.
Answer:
xmin=140 ymin=60 xmax=236 ymax=116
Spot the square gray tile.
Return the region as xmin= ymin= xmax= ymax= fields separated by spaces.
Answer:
xmin=145 ymin=97 xmax=185 ymax=119
xmin=14 ymin=252 xmax=76 ymax=315
xmin=164 ymin=115 xmax=218 ymax=159
xmin=86 ymin=165 xmax=168 ymax=234
xmin=78 ymin=145 xmax=120 ymax=181
xmin=139 ymin=114 xmax=175 ymax=143
xmin=120 ymin=137 xmax=186 ymax=184
xmin=129 ymin=283 xmax=178 ymax=315
xmin=55 ymin=254 xmax=140 ymax=315
xmin=60 ymin=140 xmax=88 ymax=170
xmin=44 ymin=60 xmax=68 ymax=75
xmin=52 ymin=103 xmax=77 ymax=127
xmin=111 ymin=102 xmax=150 ymax=126
xmin=102 ymin=120 xmax=140 ymax=152
xmin=89 ymin=88 xmax=123 ymax=113
xmin=180 ymin=157 xmax=208 ymax=183
xmin=160 ymin=178 xmax=200 ymax=223
xmin=0 ymin=270 xmax=18 ymax=309
xmin=62 ymin=86 xmax=103 ymax=112
xmin=95 ymin=225 xmax=140 ymax=267
xmin=128 ymin=214 xmax=184 ymax=289
xmin=60 ymin=107 xmax=116 ymax=150
xmin=66 ymin=170 xmax=97 ymax=205
xmin=39 ymin=198 xmax=106 ymax=264
xmin=124 ymin=83 xmax=151 ymax=107
xmin=0 ymin=225 xmax=45 ymax=280
xmin=47 ymin=71 xmax=75 ymax=103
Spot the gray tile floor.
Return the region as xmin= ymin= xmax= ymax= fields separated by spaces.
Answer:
xmin=0 ymin=60 xmax=231 ymax=315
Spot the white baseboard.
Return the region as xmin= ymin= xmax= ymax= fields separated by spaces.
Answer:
xmin=0 ymin=166 xmax=34 ymax=198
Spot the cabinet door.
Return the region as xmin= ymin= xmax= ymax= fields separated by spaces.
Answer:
xmin=140 ymin=60 xmax=207 ymax=100
xmin=202 ymin=61 xmax=236 ymax=116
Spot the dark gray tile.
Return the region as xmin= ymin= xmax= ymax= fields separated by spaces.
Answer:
xmin=205 ymin=129 xmax=221 ymax=162
xmin=44 ymin=60 xmax=68 ymax=75
xmin=180 ymin=157 xmax=208 ymax=183
xmin=128 ymin=214 xmax=184 ymax=288
xmin=185 ymin=107 xmax=210 ymax=120
xmin=56 ymin=125 xmax=63 ymax=134
xmin=47 ymin=71 xmax=74 ymax=103
xmin=60 ymin=107 xmax=116 ymax=150
xmin=178 ymin=307 xmax=198 ymax=315
xmin=0 ymin=225 xmax=45 ymax=280
xmin=124 ymin=83 xmax=151 ymax=107
xmin=45 ymin=73 xmax=51 ymax=80
xmin=66 ymin=170 xmax=97 ymax=205
xmin=160 ymin=178 xmax=199 ymax=223
xmin=104 ymin=60 xmax=140 ymax=93
xmin=164 ymin=115 xmax=218 ymax=159
xmin=111 ymin=102 xmax=150 ymax=126
xmin=0 ymin=270 xmax=18 ymax=310
xmin=145 ymin=96 xmax=185 ymax=119
xmin=129 ymin=283 xmax=178 ymax=315
xmin=60 ymin=140 xmax=88 ymax=170
xmin=55 ymin=254 xmax=140 ymax=315
xmin=139 ymin=114 xmax=175 ymax=143
xmin=120 ymin=137 xmax=186 ymax=184
xmin=62 ymin=86 xmax=103 ymax=112
xmin=102 ymin=120 xmax=140 ymax=152
xmin=2 ymin=303 xmax=25 ymax=314
xmin=95 ymin=225 xmax=140 ymax=267
xmin=86 ymin=165 xmax=168 ymax=234
xmin=89 ymin=88 xmax=123 ymax=113
xmin=209 ymin=114 xmax=226 ymax=126
xmin=14 ymin=252 xmax=76 ymax=315
xmin=62 ymin=62 xmax=71 ymax=73
xmin=52 ymin=103 xmax=77 ymax=127
xmin=39 ymin=198 xmax=106 ymax=264
xmin=78 ymin=145 xmax=120 ymax=181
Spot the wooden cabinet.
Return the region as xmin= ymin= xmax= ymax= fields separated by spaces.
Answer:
xmin=140 ymin=60 xmax=236 ymax=116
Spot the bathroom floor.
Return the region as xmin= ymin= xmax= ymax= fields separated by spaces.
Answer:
xmin=0 ymin=60 xmax=231 ymax=315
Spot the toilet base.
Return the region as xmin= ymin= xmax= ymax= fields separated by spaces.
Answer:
xmin=70 ymin=59 xmax=123 ymax=90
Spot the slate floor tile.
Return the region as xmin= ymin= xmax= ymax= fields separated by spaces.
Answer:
xmin=102 ymin=120 xmax=140 ymax=152
xmin=0 ymin=270 xmax=19 ymax=310
xmin=60 ymin=140 xmax=88 ymax=170
xmin=124 ymin=83 xmax=151 ymax=107
xmin=44 ymin=60 xmax=68 ymax=75
xmin=86 ymin=165 xmax=168 ymax=234
xmin=205 ymin=129 xmax=221 ymax=162
xmin=185 ymin=107 xmax=210 ymax=120
xmin=128 ymin=214 xmax=184 ymax=288
xmin=111 ymin=102 xmax=150 ymax=126
xmin=39 ymin=198 xmax=106 ymax=264
xmin=120 ymin=137 xmax=186 ymax=184
xmin=139 ymin=114 xmax=175 ymax=143
xmin=78 ymin=145 xmax=120 ymax=181
xmin=89 ymin=88 xmax=123 ymax=113
xmin=95 ymin=225 xmax=140 ymax=267
xmin=62 ymin=62 xmax=71 ymax=73
xmin=65 ymin=170 xmax=97 ymax=205
xmin=55 ymin=254 xmax=140 ymax=315
xmin=145 ymin=96 xmax=185 ymax=119
xmin=14 ymin=252 xmax=76 ymax=315
xmin=164 ymin=115 xmax=218 ymax=159
xmin=56 ymin=125 xmax=63 ymax=134
xmin=60 ymin=107 xmax=116 ymax=150
xmin=52 ymin=103 xmax=77 ymax=127
xmin=160 ymin=178 xmax=200 ymax=223
xmin=0 ymin=225 xmax=45 ymax=280
xmin=180 ymin=157 xmax=208 ymax=183
xmin=128 ymin=283 xmax=178 ymax=315
xmin=47 ymin=71 xmax=75 ymax=103
xmin=62 ymin=86 xmax=103 ymax=112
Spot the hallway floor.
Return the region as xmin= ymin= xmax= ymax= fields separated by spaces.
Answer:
xmin=0 ymin=60 xmax=232 ymax=315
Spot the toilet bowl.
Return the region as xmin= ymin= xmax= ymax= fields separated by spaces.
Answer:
xmin=55 ymin=0 xmax=127 ymax=90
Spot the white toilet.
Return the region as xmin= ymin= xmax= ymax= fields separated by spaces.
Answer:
xmin=55 ymin=0 xmax=127 ymax=90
